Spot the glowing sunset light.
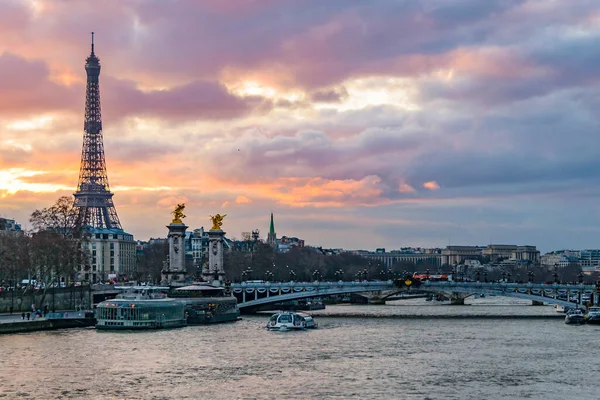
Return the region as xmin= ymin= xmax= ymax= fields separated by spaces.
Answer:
xmin=0 ymin=169 xmax=71 ymax=195
xmin=6 ymin=115 xmax=54 ymax=131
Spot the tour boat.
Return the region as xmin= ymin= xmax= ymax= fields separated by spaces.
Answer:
xmin=96 ymin=284 xmax=239 ymax=330
xmin=266 ymin=311 xmax=318 ymax=331
xmin=96 ymin=287 xmax=186 ymax=330
xmin=584 ymin=307 xmax=600 ymax=324
xmin=564 ymin=308 xmax=585 ymax=325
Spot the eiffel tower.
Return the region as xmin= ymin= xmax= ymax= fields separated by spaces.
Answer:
xmin=74 ymin=33 xmax=122 ymax=230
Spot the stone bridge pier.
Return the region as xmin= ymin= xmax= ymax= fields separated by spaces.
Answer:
xmin=448 ymin=292 xmax=471 ymax=305
xmin=361 ymin=290 xmax=399 ymax=305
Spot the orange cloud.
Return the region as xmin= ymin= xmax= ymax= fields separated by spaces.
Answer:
xmin=235 ymin=195 xmax=252 ymax=204
xmin=423 ymin=181 xmax=440 ymax=190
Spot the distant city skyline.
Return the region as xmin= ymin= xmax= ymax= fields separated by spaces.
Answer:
xmin=1 ymin=1 xmax=599 ymax=253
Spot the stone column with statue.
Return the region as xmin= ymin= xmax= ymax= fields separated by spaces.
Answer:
xmin=203 ymin=213 xmax=227 ymax=285
xmin=161 ymin=203 xmax=188 ymax=286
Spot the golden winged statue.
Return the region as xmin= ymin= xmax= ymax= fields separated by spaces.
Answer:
xmin=209 ymin=213 xmax=227 ymax=230
xmin=171 ymin=203 xmax=186 ymax=224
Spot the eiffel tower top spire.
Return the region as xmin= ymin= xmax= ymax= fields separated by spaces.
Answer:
xmin=91 ymin=31 xmax=95 ymax=56
xmin=74 ymin=33 xmax=123 ymax=230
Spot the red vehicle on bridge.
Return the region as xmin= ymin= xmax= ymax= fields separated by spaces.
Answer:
xmin=412 ymin=272 xmax=451 ymax=282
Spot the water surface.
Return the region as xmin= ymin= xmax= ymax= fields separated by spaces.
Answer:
xmin=0 ymin=299 xmax=595 ymax=399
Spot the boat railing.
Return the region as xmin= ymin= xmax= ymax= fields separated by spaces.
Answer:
xmin=117 ymin=292 xmax=168 ymax=300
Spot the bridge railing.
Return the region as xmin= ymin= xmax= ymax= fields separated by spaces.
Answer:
xmin=231 ymin=280 xmax=394 ymax=289
xmin=423 ymin=281 xmax=596 ymax=291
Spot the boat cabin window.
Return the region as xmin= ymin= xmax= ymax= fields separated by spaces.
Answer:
xmin=278 ymin=314 xmax=292 ymax=323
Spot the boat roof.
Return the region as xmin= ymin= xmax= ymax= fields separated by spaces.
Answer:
xmin=114 ymin=286 xmax=170 ymax=291
xmin=175 ymin=285 xmax=222 ymax=291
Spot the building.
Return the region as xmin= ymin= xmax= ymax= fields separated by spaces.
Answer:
xmin=277 ymin=236 xmax=305 ymax=253
xmin=190 ymin=228 xmax=209 ymax=269
xmin=579 ymin=249 xmax=600 ymax=271
xmin=0 ymin=217 xmax=22 ymax=234
xmin=360 ymin=248 xmax=443 ymax=268
xmin=84 ymin=228 xmax=136 ymax=283
xmin=441 ymin=246 xmax=485 ymax=265
xmin=483 ymin=244 xmax=540 ymax=264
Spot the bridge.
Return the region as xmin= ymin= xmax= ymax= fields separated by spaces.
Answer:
xmin=231 ymin=280 xmax=598 ymax=312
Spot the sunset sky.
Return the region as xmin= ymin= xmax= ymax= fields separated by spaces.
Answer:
xmin=1 ymin=0 xmax=599 ymax=252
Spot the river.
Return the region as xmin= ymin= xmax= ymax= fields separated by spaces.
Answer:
xmin=0 ymin=297 xmax=597 ymax=399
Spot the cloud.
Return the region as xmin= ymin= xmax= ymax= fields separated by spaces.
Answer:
xmin=235 ymin=195 xmax=252 ymax=204
xmin=423 ymin=181 xmax=440 ymax=190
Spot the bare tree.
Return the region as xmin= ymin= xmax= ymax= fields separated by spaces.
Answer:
xmin=29 ymin=196 xmax=89 ymax=291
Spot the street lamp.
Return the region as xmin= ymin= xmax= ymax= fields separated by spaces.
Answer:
xmin=289 ymin=269 xmax=296 ymax=281
xmin=578 ymin=271 xmax=584 ymax=284
xmin=265 ymin=270 xmax=274 ymax=282
xmin=312 ymin=270 xmax=322 ymax=282
xmin=475 ymin=269 xmax=481 ymax=282
xmin=334 ymin=269 xmax=344 ymax=281
xmin=553 ymin=267 xmax=559 ymax=284
xmin=241 ymin=268 xmax=253 ymax=282
xmin=528 ymin=270 xmax=534 ymax=283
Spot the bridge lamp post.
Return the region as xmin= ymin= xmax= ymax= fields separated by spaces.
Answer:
xmin=334 ymin=269 xmax=344 ymax=281
xmin=553 ymin=267 xmax=559 ymax=284
xmin=501 ymin=271 xmax=506 ymax=282
xmin=312 ymin=270 xmax=322 ymax=282
xmin=242 ymin=268 xmax=253 ymax=281
xmin=265 ymin=270 xmax=274 ymax=282
xmin=578 ymin=271 xmax=584 ymax=284
xmin=528 ymin=270 xmax=534 ymax=283
xmin=475 ymin=269 xmax=481 ymax=282
xmin=289 ymin=269 xmax=296 ymax=282
xmin=483 ymin=270 xmax=488 ymax=283
xmin=507 ymin=272 xmax=512 ymax=283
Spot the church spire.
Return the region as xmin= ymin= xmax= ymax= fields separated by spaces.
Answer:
xmin=267 ymin=213 xmax=276 ymax=247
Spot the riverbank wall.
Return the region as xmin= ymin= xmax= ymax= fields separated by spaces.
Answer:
xmin=0 ymin=318 xmax=95 ymax=335
xmin=0 ymin=286 xmax=91 ymax=313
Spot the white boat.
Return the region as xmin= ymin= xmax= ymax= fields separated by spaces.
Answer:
xmin=295 ymin=312 xmax=318 ymax=329
xmin=585 ymin=307 xmax=600 ymax=324
xmin=565 ymin=308 xmax=585 ymax=324
xmin=266 ymin=311 xmax=318 ymax=331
